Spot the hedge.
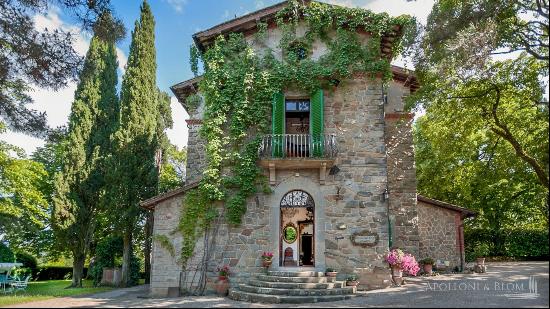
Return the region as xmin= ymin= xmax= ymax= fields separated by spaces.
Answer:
xmin=34 ymin=266 xmax=88 ymax=281
xmin=465 ymin=228 xmax=549 ymax=261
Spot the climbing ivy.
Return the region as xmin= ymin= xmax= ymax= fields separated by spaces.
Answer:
xmin=177 ymin=0 xmax=414 ymax=267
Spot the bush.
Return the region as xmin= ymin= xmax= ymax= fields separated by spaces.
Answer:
xmin=35 ymin=266 xmax=88 ymax=281
xmin=465 ymin=228 xmax=549 ymax=261
xmin=504 ymin=228 xmax=549 ymax=258
xmin=0 ymin=242 xmax=15 ymax=263
xmin=15 ymin=251 xmax=38 ymax=274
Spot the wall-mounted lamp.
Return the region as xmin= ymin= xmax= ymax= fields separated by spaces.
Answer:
xmin=381 ymin=188 xmax=389 ymax=202
xmin=329 ymin=165 xmax=340 ymax=175
xmin=337 ymin=224 xmax=347 ymax=230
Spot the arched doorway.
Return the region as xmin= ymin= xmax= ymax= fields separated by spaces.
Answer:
xmin=279 ymin=190 xmax=315 ymax=267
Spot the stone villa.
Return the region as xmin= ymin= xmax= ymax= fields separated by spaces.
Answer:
xmin=140 ymin=0 xmax=476 ymax=302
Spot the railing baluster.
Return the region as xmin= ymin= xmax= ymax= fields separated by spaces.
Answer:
xmin=259 ymin=134 xmax=337 ymax=159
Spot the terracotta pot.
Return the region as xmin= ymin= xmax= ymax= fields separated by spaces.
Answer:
xmin=325 ymin=272 xmax=338 ymax=277
xmin=218 ymin=275 xmax=227 ymax=281
xmin=346 ymin=280 xmax=359 ymax=287
xmin=262 ymin=259 xmax=273 ymax=268
xmin=215 ymin=277 xmax=229 ymax=296
xmin=423 ymin=263 xmax=433 ymax=275
xmin=476 ymin=257 xmax=485 ymax=266
xmin=391 ymin=265 xmax=404 ymax=286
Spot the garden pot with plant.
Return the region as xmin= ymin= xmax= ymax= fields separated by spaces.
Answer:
xmin=345 ymin=274 xmax=359 ymax=286
xmin=385 ymin=248 xmax=420 ymax=286
xmin=215 ymin=265 xmax=230 ymax=296
xmin=261 ymin=252 xmax=273 ymax=268
xmin=420 ymin=258 xmax=435 ymax=275
xmin=325 ymin=267 xmax=338 ymax=277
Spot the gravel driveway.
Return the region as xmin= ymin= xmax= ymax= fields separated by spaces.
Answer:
xmin=6 ymin=261 xmax=549 ymax=308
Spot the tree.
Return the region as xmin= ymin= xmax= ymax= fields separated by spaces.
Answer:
xmin=0 ymin=0 xmax=124 ymax=137
xmin=159 ymin=145 xmax=187 ymax=193
xmin=409 ymin=0 xmax=549 ymax=191
xmin=410 ymin=0 xmax=549 ymax=255
xmin=106 ymin=1 xmax=163 ymax=287
xmin=52 ymin=14 xmax=119 ymax=288
xmin=0 ymin=122 xmax=49 ymax=246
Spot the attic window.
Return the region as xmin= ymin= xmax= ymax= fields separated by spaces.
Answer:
xmin=287 ymin=41 xmax=309 ymax=61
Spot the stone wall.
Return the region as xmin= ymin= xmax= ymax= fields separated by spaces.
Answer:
xmin=417 ymin=201 xmax=462 ymax=268
xmin=185 ymin=121 xmax=206 ymax=183
xmin=384 ymin=81 xmax=419 ymax=257
xmin=150 ymin=195 xmax=184 ymax=297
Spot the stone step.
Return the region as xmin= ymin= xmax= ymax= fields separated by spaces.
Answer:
xmin=257 ymin=274 xmax=335 ymax=283
xmin=228 ymin=289 xmax=355 ymax=304
xmin=238 ymin=284 xmax=356 ymax=296
xmin=248 ymin=279 xmax=345 ymax=289
xmin=267 ymin=270 xmax=325 ymax=277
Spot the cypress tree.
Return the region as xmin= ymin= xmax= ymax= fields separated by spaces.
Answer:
xmin=107 ymin=1 xmax=161 ymax=287
xmin=52 ymin=13 xmax=120 ymax=288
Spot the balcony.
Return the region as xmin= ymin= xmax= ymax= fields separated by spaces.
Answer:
xmin=258 ymin=134 xmax=338 ymax=185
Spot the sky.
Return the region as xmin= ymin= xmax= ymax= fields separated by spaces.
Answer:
xmin=0 ymin=0 xmax=435 ymax=155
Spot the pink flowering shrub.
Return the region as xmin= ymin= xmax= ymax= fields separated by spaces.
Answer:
xmin=401 ymin=254 xmax=420 ymax=276
xmin=384 ymin=248 xmax=420 ymax=276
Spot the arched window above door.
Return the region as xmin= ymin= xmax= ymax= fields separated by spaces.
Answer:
xmin=280 ymin=190 xmax=315 ymax=208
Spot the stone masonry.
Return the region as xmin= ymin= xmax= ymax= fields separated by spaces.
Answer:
xmin=417 ymin=201 xmax=462 ymax=269
xmin=146 ymin=2 xmax=430 ymax=298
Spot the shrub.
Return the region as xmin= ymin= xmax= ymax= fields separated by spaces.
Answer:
xmin=0 ymin=242 xmax=15 ymax=263
xmin=504 ymin=228 xmax=549 ymax=258
xmin=14 ymin=251 xmax=38 ymax=274
xmin=35 ymin=266 xmax=88 ymax=281
xmin=465 ymin=228 xmax=549 ymax=260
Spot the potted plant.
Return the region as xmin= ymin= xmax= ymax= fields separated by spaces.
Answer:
xmin=325 ymin=267 xmax=338 ymax=277
xmin=420 ymin=258 xmax=435 ymax=275
xmin=345 ymin=274 xmax=359 ymax=286
xmin=384 ymin=248 xmax=420 ymax=286
xmin=474 ymin=244 xmax=490 ymax=266
xmin=215 ymin=265 xmax=230 ymax=296
xmin=261 ymin=251 xmax=273 ymax=268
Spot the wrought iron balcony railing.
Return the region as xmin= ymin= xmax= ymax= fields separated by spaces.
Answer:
xmin=259 ymin=134 xmax=338 ymax=159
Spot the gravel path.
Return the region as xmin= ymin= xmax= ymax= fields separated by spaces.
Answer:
xmin=6 ymin=261 xmax=549 ymax=308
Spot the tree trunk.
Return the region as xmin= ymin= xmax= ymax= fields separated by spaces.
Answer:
xmin=71 ymin=253 xmax=86 ymax=288
xmin=144 ymin=210 xmax=153 ymax=284
xmin=121 ymin=230 xmax=133 ymax=287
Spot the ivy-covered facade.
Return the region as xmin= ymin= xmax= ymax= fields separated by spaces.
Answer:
xmin=141 ymin=0 xmax=475 ymax=300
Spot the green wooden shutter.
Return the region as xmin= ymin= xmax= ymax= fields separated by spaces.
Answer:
xmin=272 ymin=92 xmax=285 ymax=158
xmin=310 ymin=89 xmax=324 ymax=157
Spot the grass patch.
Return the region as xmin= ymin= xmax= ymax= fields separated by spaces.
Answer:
xmin=0 ymin=280 xmax=114 ymax=307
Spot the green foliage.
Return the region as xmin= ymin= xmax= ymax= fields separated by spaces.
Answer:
xmin=185 ymin=94 xmax=202 ymax=114
xmin=51 ymin=21 xmax=120 ymax=287
xmin=178 ymin=188 xmax=217 ymax=266
xmin=0 ymin=123 xmax=49 ymax=241
xmin=104 ymin=1 xmax=168 ymax=287
xmin=15 ymin=251 xmax=38 ymax=273
xmin=0 ymin=242 xmax=15 ymax=263
xmin=159 ymin=145 xmax=187 ymax=193
xmin=175 ymin=1 xmax=414 ymax=268
xmin=153 ymin=235 xmax=175 ymax=257
xmin=89 ymin=236 xmax=123 ymax=286
xmin=413 ymin=1 xmax=548 ymax=258
xmin=190 ymin=44 xmax=200 ymax=76
xmin=35 ymin=266 xmax=89 ymax=281
xmin=465 ymin=228 xmax=549 ymax=261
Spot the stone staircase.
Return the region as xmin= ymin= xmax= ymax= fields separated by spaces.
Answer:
xmin=228 ymin=270 xmax=356 ymax=304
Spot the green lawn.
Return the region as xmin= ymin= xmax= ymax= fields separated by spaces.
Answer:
xmin=0 ymin=280 xmax=114 ymax=307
